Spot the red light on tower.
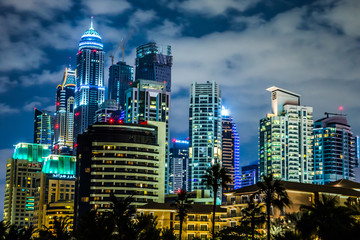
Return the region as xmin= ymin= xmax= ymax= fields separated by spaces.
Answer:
xmin=118 ymin=119 xmax=123 ymax=124
xmin=339 ymin=106 xmax=344 ymax=111
xmin=109 ymin=119 xmax=114 ymax=124
xmin=56 ymin=102 xmax=60 ymax=106
xmin=172 ymin=138 xmax=176 ymax=143
xmin=55 ymin=124 xmax=59 ymax=129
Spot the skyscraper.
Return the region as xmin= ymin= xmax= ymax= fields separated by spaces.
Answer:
xmin=125 ymin=79 xmax=171 ymax=193
xmin=34 ymin=109 xmax=54 ymax=146
xmin=170 ymin=139 xmax=189 ymax=192
xmin=240 ymin=164 xmax=259 ymax=188
xmin=221 ymin=107 xmax=240 ymax=191
xmin=94 ymin=99 xmax=119 ymax=123
xmin=108 ymin=61 xmax=134 ymax=109
xmin=189 ymin=81 xmax=222 ymax=191
xmin=74 ymin=17 xmax=105 ymax=138
xmin=313 ymin=114 xmax=358 ymax=184
xmin=135 ymin=42 xmax=173 ymax=92
xmin=74 ymin=121 xmax=166 ymax=223
xmin=3 ymin=143 xmax=51 ymax=227
xmin=259 ymin=86 xmax=313 ymax=183
xmin=54 ymin=67 xmax=76 ymax=153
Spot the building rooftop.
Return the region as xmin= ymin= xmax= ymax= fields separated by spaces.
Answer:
xmin=229 ymin=180 xmax=360 ymax=197
xmin=138 ymin=202 xmax=226 ymax=213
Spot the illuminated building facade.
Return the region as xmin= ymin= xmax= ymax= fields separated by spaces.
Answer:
xmin=135 ymin=42 xmax=173 ymax=92
xmin=259 ymin=87 xmax=313 ymax=183
xmin=94 ymin=99 xmax=119 ymax=123
xmin=313 ymin=115 xmax=358 ymax=184
xmin=169 ymin=139 xmax=189 ymax=192
xmin=240 ymin=164 xmax=259 ymax=188
xmin=221 ymin=108 xmax=240 ymax=190
xmin=189 ymin=81 xmax=222 ymax=191
xmin=74 ymin=121 xmax=166 ymax=223
xmin=108 ymin=61 xmax=134 ymax=109
xmin=74 ymin=18 xmax=105 ymax=138
xmin=125 ymin=79 xmax=171 ymax=193
xmin=33 ymin=155 xmax=76 ymax=231
xmin=3 ymin=143 xmax=51 ymax=227
xmin=34 ymin=109 xmax=54 ymax=146
xmin=54 ymin=67 xmax=76 ymax=153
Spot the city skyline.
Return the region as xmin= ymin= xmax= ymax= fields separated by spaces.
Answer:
xmin=0 ymin=0 xmax=359 ymax=217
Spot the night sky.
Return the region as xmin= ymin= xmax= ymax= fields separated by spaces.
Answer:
xmin=0 ymin=0 xmax=359 ymax=217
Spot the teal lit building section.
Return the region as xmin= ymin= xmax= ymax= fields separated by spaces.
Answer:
xmin=13 ymin=143 xmax=51 ymax=162
xmin=42 ymin=155 xmax=76 ymax=176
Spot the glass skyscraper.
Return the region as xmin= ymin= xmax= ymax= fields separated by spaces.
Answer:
xmin=54 ymin=67 xmax=76 ymax=153
xmin=188 ymin=81 xmax=222 ymax=191
xmin=170 ymin=139 xmax=189 ymax=193
xmin=259 ymin=87 xmax=314 ymax=183
xmin=135 ymin=42 xmax=173 ymax=92
xmin=74 ymin=18 xmax=105 ymax=138
xmin=313 ymin=115 xmax=358 ymax=184
xmin=34 ymin=109 xmax=54 ymax=146
xmin=221 ymin=108 xmax=240 ymax=190
xmin=108 ymin=61 xmax=134 ymax=110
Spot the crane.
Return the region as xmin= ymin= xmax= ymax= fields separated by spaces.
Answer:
xmin=108 ymin=30 xmax=134 ymax=65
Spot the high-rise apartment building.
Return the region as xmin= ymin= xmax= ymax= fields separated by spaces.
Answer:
xmin=189 ymin=81 xmax=222 ymax=191
xmin=313 ymin=114 xmax=358 ymax=184
xmin=170 ymin=139 xmax=189 ymax=192
xmin=3 ymin=143 xmax=51 ymax=227
xmin=259 ymin=87 xmax=313 ymax=183
xmin=74 ymin=18 xmax=105 ymax=138
xmin=108 ymin=61 xmax=134 ymax=109
xmin=74 ymin=121 xmax=166 ymax=223
xmin=33 ymin=155 xmax=76 ymax=231
xmin=135 ymin=42 xmax=173 ymax=92
xmin=34 ymin=109 xmax=54 ymax=146
xmin=221 ymin=108 xmax=240 ymax=190
xmin=54 ymin=67 xmax=76 ymax=153
xmin=125 ymin=79 xmax=171 ymax=193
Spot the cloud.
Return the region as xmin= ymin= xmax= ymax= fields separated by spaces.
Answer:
xmin=147 ymin=20 xmax=184 ymax=40
xmin=1 ymin=0 xmax=73 ymax=19
xmin=0 ymin=77 xmax=17 ymax=93
xmin=82 ymin=0 xmax=131 ymax=15
xmin=169 ymin=0 xmax=260 ymax=16
xmin=128 ymin=9 xmax=157 ymax=29
xmin=19 ymin=68 xmax=66 ymax=87
xmin=22 ymin=97 xmax=51 ymax=112
xmin=0 ymin=103 xmax=20 ymax=114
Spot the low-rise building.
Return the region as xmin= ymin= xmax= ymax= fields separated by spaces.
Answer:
xmin=137 ymin=203 xmax=227 ymax=240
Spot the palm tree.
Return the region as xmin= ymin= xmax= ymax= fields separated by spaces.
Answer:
xmin=109 ymin=192 xmax=137 ymax=240
xmin=171 ymin=189 xmax=193 ymax=240
xmin=297 ymin=195 xmax=358 ymax=240
xmin=74 ymin=210 xmax=115 ymax=240
xmin=41 ymin=216 xmax=73 ymax=240
xmin=202 ymin=163 xmax=232 ymax=240
xmin=5 ymin=224 xmax=35 ymax=240
xmin=136 ymin=214 xmax=161 ymax=240
xmin=241 ymin=195 xmax=265 ymax=239
xmin=161 ymin=228 xmax=176 ymax=240
xmin=256 ymin=174 xmax=290 ymax=240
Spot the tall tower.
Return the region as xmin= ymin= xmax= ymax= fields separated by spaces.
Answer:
xmin=259 ymin=86 xmax=314 ymax=183
xmin=189 ymin=81 xmax=222 ymax=191
xmin=108 ymin=61 xmax=134 ymax=110
xmin=3 ymin=143 xmax=51 ymax=227
xmin=221 ymin=107 xmax=240 ymax=191
xmin=125 ymin=79 xmax=171 ymax=193
xmin=54 ymin=67 xmax=76 ymax=153
xmin=135 ymin=42 xmax=173 ymax=92
xmin=34 ymin=109 xmax=54 ymax=146
xmin=74 ymin=17 xmax=105 ymax=139
xmin=313 ymin=114 xmax=358 ymax=184
xmin=170 ymin=139 xmax=189 ymax=192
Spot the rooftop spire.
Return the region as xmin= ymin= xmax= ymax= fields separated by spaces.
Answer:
xmin=90 ymin=16 xmax=94 ymax=30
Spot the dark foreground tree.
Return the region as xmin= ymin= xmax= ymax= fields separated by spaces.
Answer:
xmin=297 ymin=195 xmax=358 ymax=240
xmin=241 ymin=196 xmax=265 ymax=239
xmin=256 ymin=174 xmax=290 ymax=240
xmin=161 ymin=228 xmax=176 ymax=240
xmin=136 ymin=214 xmax=161 ymax=240
xmin=202 ymin=163 xmax=232 ymax=240
xmin=171 ymin=189 xmax=193 ymax=240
